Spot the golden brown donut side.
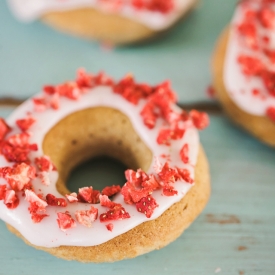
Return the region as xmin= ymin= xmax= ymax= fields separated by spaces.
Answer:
xmin=212 ymin=28 xmax=275 ymax=147
xmin=6 ymin=147 xmax=210 ymax=263
xmin=41 ymin=1 xmax=198 ymax=45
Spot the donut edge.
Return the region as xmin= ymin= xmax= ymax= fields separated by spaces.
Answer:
xmin=212 ymin=27 xmax=275 ymax=148
xmin=6 ymin=145 xmax=210 ymax=263
xmin=40 ymin=0 xmax=199 ymax=45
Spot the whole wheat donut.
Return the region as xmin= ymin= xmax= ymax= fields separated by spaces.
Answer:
xmin=0 ymin=70 xmax=210 ymax=262
xmin=212 ymin=0 xmax=275 ymax=147
xmin=7 ymin=0 xmax=198 ymax=44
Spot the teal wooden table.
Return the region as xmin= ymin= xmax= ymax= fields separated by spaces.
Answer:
xmin=0 ymin=0 xmax=275 ymax=274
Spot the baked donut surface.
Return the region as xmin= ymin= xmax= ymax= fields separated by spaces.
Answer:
xmin=0 ymin=70 xmax=210 ymax=262
xmin=212 ymin=1 xmax=275 ymax=147
xmin=7 ymin=0 xmax=198 ymax=44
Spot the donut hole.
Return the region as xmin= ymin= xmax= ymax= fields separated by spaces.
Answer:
xmin=66 ymin=156 xmax=128 ymax=193
xmin=42 ymin=107 xmax=153 ymax=196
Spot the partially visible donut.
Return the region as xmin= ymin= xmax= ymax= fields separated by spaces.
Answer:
xmin=7 ymin=0 xmax=198 ymax=44
xmin=212 ymin=0 xmax=275 ymax=147
xmin=0 ymin=70 xmax=210 ymax=262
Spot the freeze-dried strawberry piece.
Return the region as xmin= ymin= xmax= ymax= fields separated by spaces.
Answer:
xmin=141 ymin=175 xmax=161 ymax=190
xmin=66 ymin=192 xmax=78 ymax=203
xmin=180 ymin=144 xmax=189 ymax=164
xmin=259 ymin=7 xmax=275 ymax=28
xmin=0 ymin=118 xmax=11 ymax=141
xmin=140 ymin=102 xmax=157 ymax=129
xmin=163 ymin=185 xmax=178 ymax=196
xmin=125 ymin=169 xmax=148 ymax=187
xmin=56 ymin=82 xmax=80 ymax=100
xmin=31 ymin=213 xmax=48 ymax=223
xmin=114 ymin=75 xmax=150 ymax=104
xmin=99 ymin=195 xmax=118 ymax=208
xmin=102 ymin=185 xmax=121 ymax=197
xmin=1 ymin=163 xmax=36 ymax=191
xmin=25 ymin=190 xmax=47 ymax=212
xmin=237 ymin=55 xmax=264 ymax=76
xmin=106 ymin=223 xmax=114 ymax=231
xmin=238 ymin=11 xmax=258 ymax=49
xmin=264 ymin=49 xmax=275 ymax=64
xmin=75 ymin=206 xmax=98 ymax=227
xmin=4 ymin=190 xmax=19 ymax=209
xmin=0 ymin=185 xmax=6 ymax=200
xmin=78 ymin=187 xmax=100 ymax=204
xmin=33 ymin=97 xmax=48 ymax=112
xmin=158 ymin=162 xmax=178 ymax=184
xmin=190 ymin=110 xmax=209 ymax=130
xmin=121 ymin=182 xmax=152 ymax=204
xmin=1 ymin=133 xmax=38 ymax=163
xmin=49 ymin=93 xmax=60 ymax=110
xmin=38 ymin=172 xmax=51 ymax=186
xmin=16 ymin=117 xmax=36 ymax=132
xmin=266 ymin=106 xmax=275 ymax=122
xmin=94 ymin=71 xmax=114 ymax=86
xmin=157 ymin=129 xmax=173 ymax=145
xmin=100 ymin=205 xmax=130 ymax=222
xmin=136 ymin=195 xmax=158 ymax=218
xmin=131 ymin=0 xmax=174 ymax=13
xmin=35 ymin=156 xmax=55 ymax=172
xmin=76 ymin=68 xmax=93 ymax=88
xmin=0 ymin=144 xmax=29 ymax=163
xmin=43 ymin=85 xmax=56 ymax=95
xmin=46 ymin=194 xmax=67 ymax=207
xmin=176 ymin=168 xmax=194 ymax=184
xmin=261 ymin=71 xmax=275 ymax=96
xmin=57 ymin=211 xmax=76 ymax=231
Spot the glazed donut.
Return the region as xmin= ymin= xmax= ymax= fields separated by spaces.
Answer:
xmin=0 ymin=70 xmax=210 ymax=262
xmin=7 ymin=0 xmax=198 ymax=44
xmin=212 ymin=0 xmax=275 ymax=147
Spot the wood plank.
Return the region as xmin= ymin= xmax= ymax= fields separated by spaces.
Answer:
xmin=0 ymin=108 xmax=274 ymax=274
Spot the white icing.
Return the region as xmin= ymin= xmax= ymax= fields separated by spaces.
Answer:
xmin=7 ymin=0 xmax=195 ymax=30
xmin=224 ymin=1 xmax=275 ymax=116
xmin=0 ymin=85 xmax=199 ymax=248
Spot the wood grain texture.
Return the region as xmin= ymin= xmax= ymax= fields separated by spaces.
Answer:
xmin=0 ymin=108 xmax=274 ymax=274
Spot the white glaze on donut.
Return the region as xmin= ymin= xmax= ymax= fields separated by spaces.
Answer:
xmin=7 ymin=0 xmax=195 ymax=30
xmin=224 ymin=0 xmax=275 ymax=116
xmin=0 ymin=81 xmax=200 ymax=248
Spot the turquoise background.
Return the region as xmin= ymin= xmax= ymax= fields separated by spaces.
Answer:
xmin=0 ymin=0 xmax=275 ymax=274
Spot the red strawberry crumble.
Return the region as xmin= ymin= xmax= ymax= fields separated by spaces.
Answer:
xmin=136 ymin=195 xmax=158 ymax=218
xmin=57 ymin=211 xmax=76 ymax=231
xmin=0 ymin=118 xmax=11 ymax=141
xmin=16 ymin=117 xmax=36 ymax=132
xmin=106 ymin=223 xmax=114 ymax=231
xmin=46 ymin=194 xmax=67 ymax=207
xmin=75 ymin=206 xmax=98 ymax=227
xmin=102 ymin=185 xmax=121 ymax=197
xmin=4 ymin=190 xmax=19 ymax=209
xmin=100 ymin=205 xmax=130 ymax=222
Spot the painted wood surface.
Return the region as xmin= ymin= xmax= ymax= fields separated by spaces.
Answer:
xmin=0 ymin=0 xmax=236 ymax=102
xmin=0 ymin=107 xmax=274 ymax=275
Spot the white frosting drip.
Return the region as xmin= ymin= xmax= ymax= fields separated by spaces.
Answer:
xmin=7 ymin=0 xmax=195 ymax=30
xmin=0 ymin=85 xmax=199 ymax=248
xmin=224 ymin=2 xmax=275 ymax=116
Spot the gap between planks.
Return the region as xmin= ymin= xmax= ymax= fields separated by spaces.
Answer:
xmin=0 ymin=98 xmax=222 ymax=114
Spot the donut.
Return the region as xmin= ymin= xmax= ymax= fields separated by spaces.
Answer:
xmin=7 ymin=0 xmax=198 ymax=44
xmin=0 ymin=69 xmax=210 ymax=262
xmin=212 ymin=0 xmax=275 ymax=147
